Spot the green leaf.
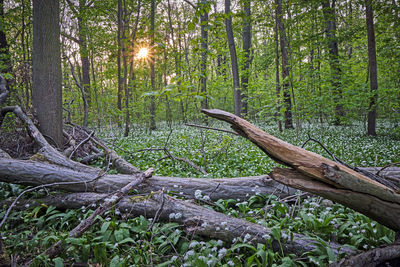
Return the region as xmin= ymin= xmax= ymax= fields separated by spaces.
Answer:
xmin=101 ymin=221 xmax=111 ymax=234
xmin=53 ymin=257 xmax=64 ymax=267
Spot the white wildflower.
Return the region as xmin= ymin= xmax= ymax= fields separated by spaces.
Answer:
xmin=189 ymin=241 xmax=199 ymax=248
xmin=262 ymin=233 xmax=270 ymax=239
xmin=243 ymin=233 xmax=251 ymax=243
xmin=202 ymin=195 xmax=210 ymax=201
xmin=218 ymin=248 xmax=227 ymax=258
xmin=195 ymin=190 xmax=203 ymax=199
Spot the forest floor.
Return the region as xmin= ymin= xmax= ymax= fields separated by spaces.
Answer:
xmin=1 ymin=120 xmax=400 ymax=266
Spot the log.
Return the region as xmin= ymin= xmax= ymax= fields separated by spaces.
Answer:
xmin=9 ymin=192 xmax=355 ymax=257
xmin=271 ymin=168 xmax=400 ymax=231
xmin=0 ymin=158 xmax=295 ymax=200
xmin=330 ymin=244 xmax=400 ymax=267
xmin=202 ymin=109 xmax=400 ymax=231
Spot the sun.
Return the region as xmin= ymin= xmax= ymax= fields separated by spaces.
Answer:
xmin=136 ymin=47 xmax=149 ymax=60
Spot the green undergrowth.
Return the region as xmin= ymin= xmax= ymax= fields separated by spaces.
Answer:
xmin=1 ymin=121 xmax=399 ymax=266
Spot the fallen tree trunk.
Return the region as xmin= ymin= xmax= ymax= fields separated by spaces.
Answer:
xmin=330 ymin=243 xmax=400 ymax=267
xmin=0 ymin=158 xmax=295 ymax=200
xmin=202 ymin=109 xmax=400 ymax=232
xmin=8 ymin=191 xmax=355 ymax=256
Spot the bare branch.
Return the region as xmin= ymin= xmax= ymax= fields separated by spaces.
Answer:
xmin=185 ymin=123 xmax=239 ymax=135
xmin=183 ymin=0 xmax=196 ymax=9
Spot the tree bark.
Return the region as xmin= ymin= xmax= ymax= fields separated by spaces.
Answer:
xmin=0 ymin=158 xmax=296 ymax=201
xmin=241 ymin=0 xmax=251 ymax=116
xmin=78 ymin=0 xmax=91 ymax=107
xmin=32 ymin=0 xmax=63 ymax=148
xmin=149 ymin=0 xmax=156 ymax=130
xmin=275 ymin=0 xmax=293 ymax=129
xmin=365 ymin=0 xmax=378 ymax=136
xmin=225 ymin=0 xmax=241 ymax=117
xmin=274 ymin=9 xmax=282 ymax=132
xmin=200 ymin=0 xmax=209 ymax=111
xmin=330 ymin=243 xmax=400 ymax=267
xmin=0 ymin=0 xmax=11 ymax=74
xmin=117 ymin=0 xmax=123 ymax=126
xmin=322 ymin=0 xmax=344 ymax=125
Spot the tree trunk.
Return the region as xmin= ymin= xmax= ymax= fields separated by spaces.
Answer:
xmin=322 ymin=0 xmax=344 ymax=125
xmin=117 ymin=0 xmax=123 ymax=126
xmin=241 ymin=0 xmax=251 ymax=116
xmin=0 ymin=0 xmax=10 ymax=74
xmin=122 ymin=1 xmax=129 ymax=137
xmin=167 ymin=0 xmax=186 ymax=123
xmin=225 ymin=0 xmax=241 ymax=117
xmin=149 ymin=0 xmax=156 ymax=130
xmin=200 ymin=0 xmax=209 ymax=111
xmin=274 ymin=10 xmax=282 ymax=132
xmin=365 ymin=0 xmax=378 ymax=136
xmin=275 ymin=0 xmax=293 ymax=129
xmin=32 ymin=0 xmax=63 ymax=148
xmin=78 ymin=0 xmax=91 ymax=107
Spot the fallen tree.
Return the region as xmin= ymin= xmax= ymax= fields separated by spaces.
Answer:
xmin=0 ymin=158 xmax=294 ymax=201
xmin=202 ymin=109 xmax=400 ymax=232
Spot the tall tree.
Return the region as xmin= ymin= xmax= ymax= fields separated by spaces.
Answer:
xmin=241 ymin=0 xmax=252 ymax=116
xmin=149 ymin=0 xmax=156 ymax=130
xmin=167 ymin=0 xmax=186 ymax=122
xmin=275 ymin=0 xmax=293 ymax=129
xmin=200 ymin=0 xmax=209 ymax=110
xmin=225 ymin=0 xmax=241 ymax=117
xmin=274 ymin=9 xmax=282 ymax=132
xmin=32 ymin=0 xmax=63 ymax=147
xmin=117 ymin=0 xmax=123 ymax=126
xmin=66 ymin=0 xmax=91 ymax=127
xmin=124 ymin=1 xmax=141 ymax=136
xmin=0 ymin=0 xmax=11 ymax=74
xmin=365 ymin=0 xmax=378 ymax=136
xmin=322 ymin=0 xmax=343 ymax=125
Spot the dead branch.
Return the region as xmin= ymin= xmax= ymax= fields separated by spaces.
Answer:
xmin=69 ymin=130 xmax=94 ymax=159
xmin=185 ymin=123 xmax=239 ymax=136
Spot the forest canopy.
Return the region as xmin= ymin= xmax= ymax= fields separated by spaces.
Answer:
xmin=1 ymin=0 xmax=399 ymax=130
